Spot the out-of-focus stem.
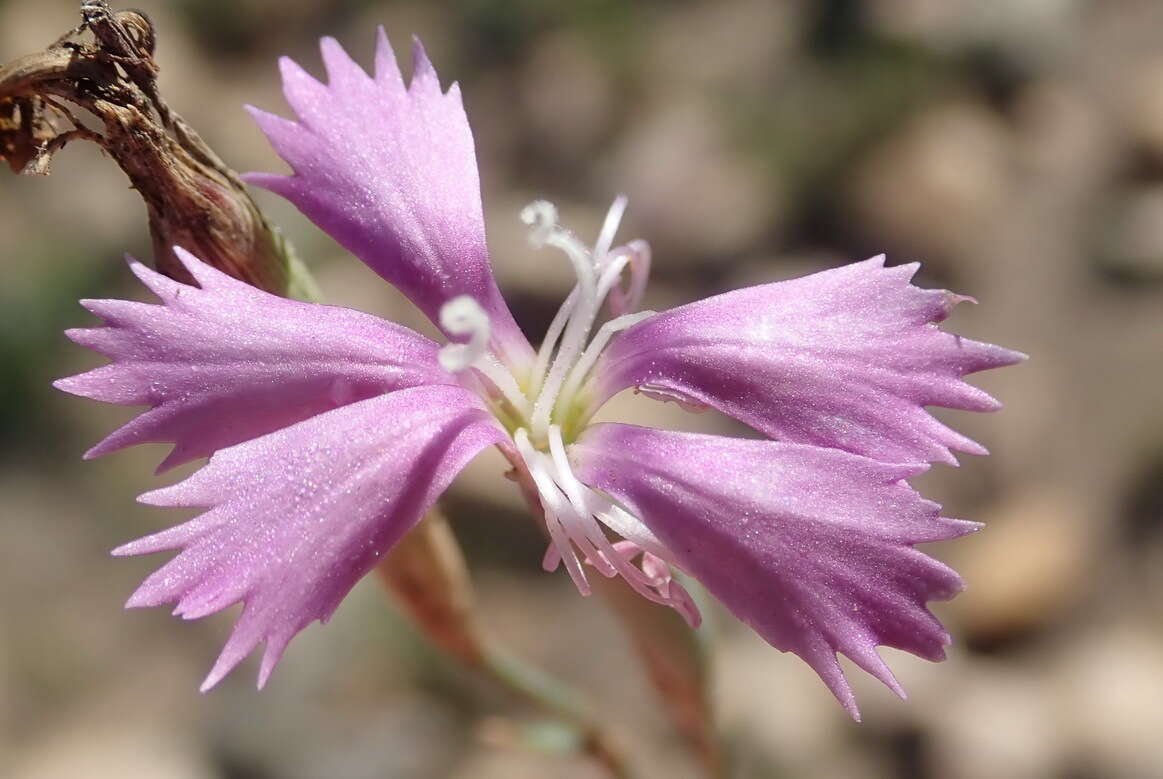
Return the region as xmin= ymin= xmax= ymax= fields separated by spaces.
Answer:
xmin=501 ymin=444 xmax=721 ymax=778
xmin=483 ymin=645 xmax=633 ymax=779
xmin=377 ymin=508 xmax=635 ymax=779
xmin=376 ymin=512 xmax=484 ymax=666
xmin=493 ymin=445 xmax=639 ymax=776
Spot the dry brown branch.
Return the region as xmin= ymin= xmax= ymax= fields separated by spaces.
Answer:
xmin=0 ymin=1 xmax=307 ymax=297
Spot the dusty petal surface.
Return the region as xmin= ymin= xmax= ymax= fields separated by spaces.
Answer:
xmin=116 ymin=385 xmax=505 ymax=690
xmin=55 ymin=250 xmax=450 ymax=471
xmin=593 ymin=256 xmax=1025 ymax=465
xmin=245 ymin=32 xmax=531 ymax=367
xmin=573 ymin=422 xmax=978 ymax=719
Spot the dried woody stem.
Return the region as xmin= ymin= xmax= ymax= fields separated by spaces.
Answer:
xmin=1 ymin=5 xmax=633 ymax=777
xmin=0 ymin=1 xmax=314 ymax=298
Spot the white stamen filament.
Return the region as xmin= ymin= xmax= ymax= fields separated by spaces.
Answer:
xmin=533 ymin=429 xmax=614 ymax=576
xmin=517 ymin=426 xmax=696 ymax=621
xmin=584 ymin=492 xmax=668 ymax=559
xmin=529 ymin=286 xmax=578 ymax=398
xmin=515 ymin=428 xmax=595 ymax=590
xmin=468 ymin=354 xmax=530 ymax=415
xmin=528 ymin=426 xmax=623 ymax=578
xmin=556 ymin=310 xmax=655 ymax=419
xmin=525 ymin=198 xmax=638 ymax=439
xmin=595 ymin=252 xmax=632 ymax=301
xmin=528 ymin=232 xmax=633 ymax=399
xmin=547 ymin=424 xmax=587 ymax=513
xmin=529 ymin=309 xmax=593 ymax=437
xmin=594 ymin=194 xmax=628 ymax=260
xmin=606 ymin=239 xmax=651 ymax=318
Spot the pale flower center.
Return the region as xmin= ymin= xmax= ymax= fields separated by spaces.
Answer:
xmin=435 ymin=199 xmax=696 ymax=623
xmin=438 ymin=196 xmax=653 ymax=442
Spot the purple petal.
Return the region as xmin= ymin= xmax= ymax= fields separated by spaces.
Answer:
xmin=55 ymin=250 xmax=450 ymax=471
xmin=115 ymin=384 xmax=505 ymax=690
xmin=593 ymin=256 xmax=1026 ymax=465
xmin=573 ymin=423 xmax=979 ymax=719
xmin=244 ymin=31 xmax=532 ymax=369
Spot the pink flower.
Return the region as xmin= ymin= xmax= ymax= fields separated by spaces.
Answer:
xmin=56 ymin=31 xmax=1024 ymax=718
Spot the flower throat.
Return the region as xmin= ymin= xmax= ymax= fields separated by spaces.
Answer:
xmin=438 ymin=197 xmax=653 ymax=449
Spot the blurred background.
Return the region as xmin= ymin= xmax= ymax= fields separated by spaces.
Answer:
xmin=2 ymin=0 xmax=1162 ymax=777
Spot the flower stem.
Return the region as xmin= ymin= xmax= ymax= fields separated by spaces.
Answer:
xmin=481 ymin=644 xmax=634 ymax=779
xmin=377 ymin=509 xmax=636 ymax=779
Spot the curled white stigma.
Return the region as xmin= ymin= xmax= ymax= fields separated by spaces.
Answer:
xmin=520 ymin=200 xmax=558 ymax=248
xmin=439 ymin=296 xmax=529 ymax=414
xmin=438 ymin=295 xmax=491 ymax=373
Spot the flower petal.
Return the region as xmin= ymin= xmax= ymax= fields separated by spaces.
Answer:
xmin=244 ymin=31 xmax=532 ymax=369
xmin=573 ymin=422 xmax=979 ymax=719
xmin=115 ymin=384 xmax=505 ymax=690
xmin=593 ymin=256 xmax=1025 ymax=465
xmin=55 ymin=249 xmax=450 ymax=471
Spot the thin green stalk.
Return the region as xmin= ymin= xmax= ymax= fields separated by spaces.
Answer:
xmin=482 ymin=645 xmax=635 ymax=779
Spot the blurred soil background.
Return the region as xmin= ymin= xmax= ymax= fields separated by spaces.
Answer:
xmin=2 ymin=1 xmax=1163 ymax=777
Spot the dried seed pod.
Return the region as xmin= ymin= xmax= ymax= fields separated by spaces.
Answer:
xmin=0 ymin=1 xmax=314 ymax=298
